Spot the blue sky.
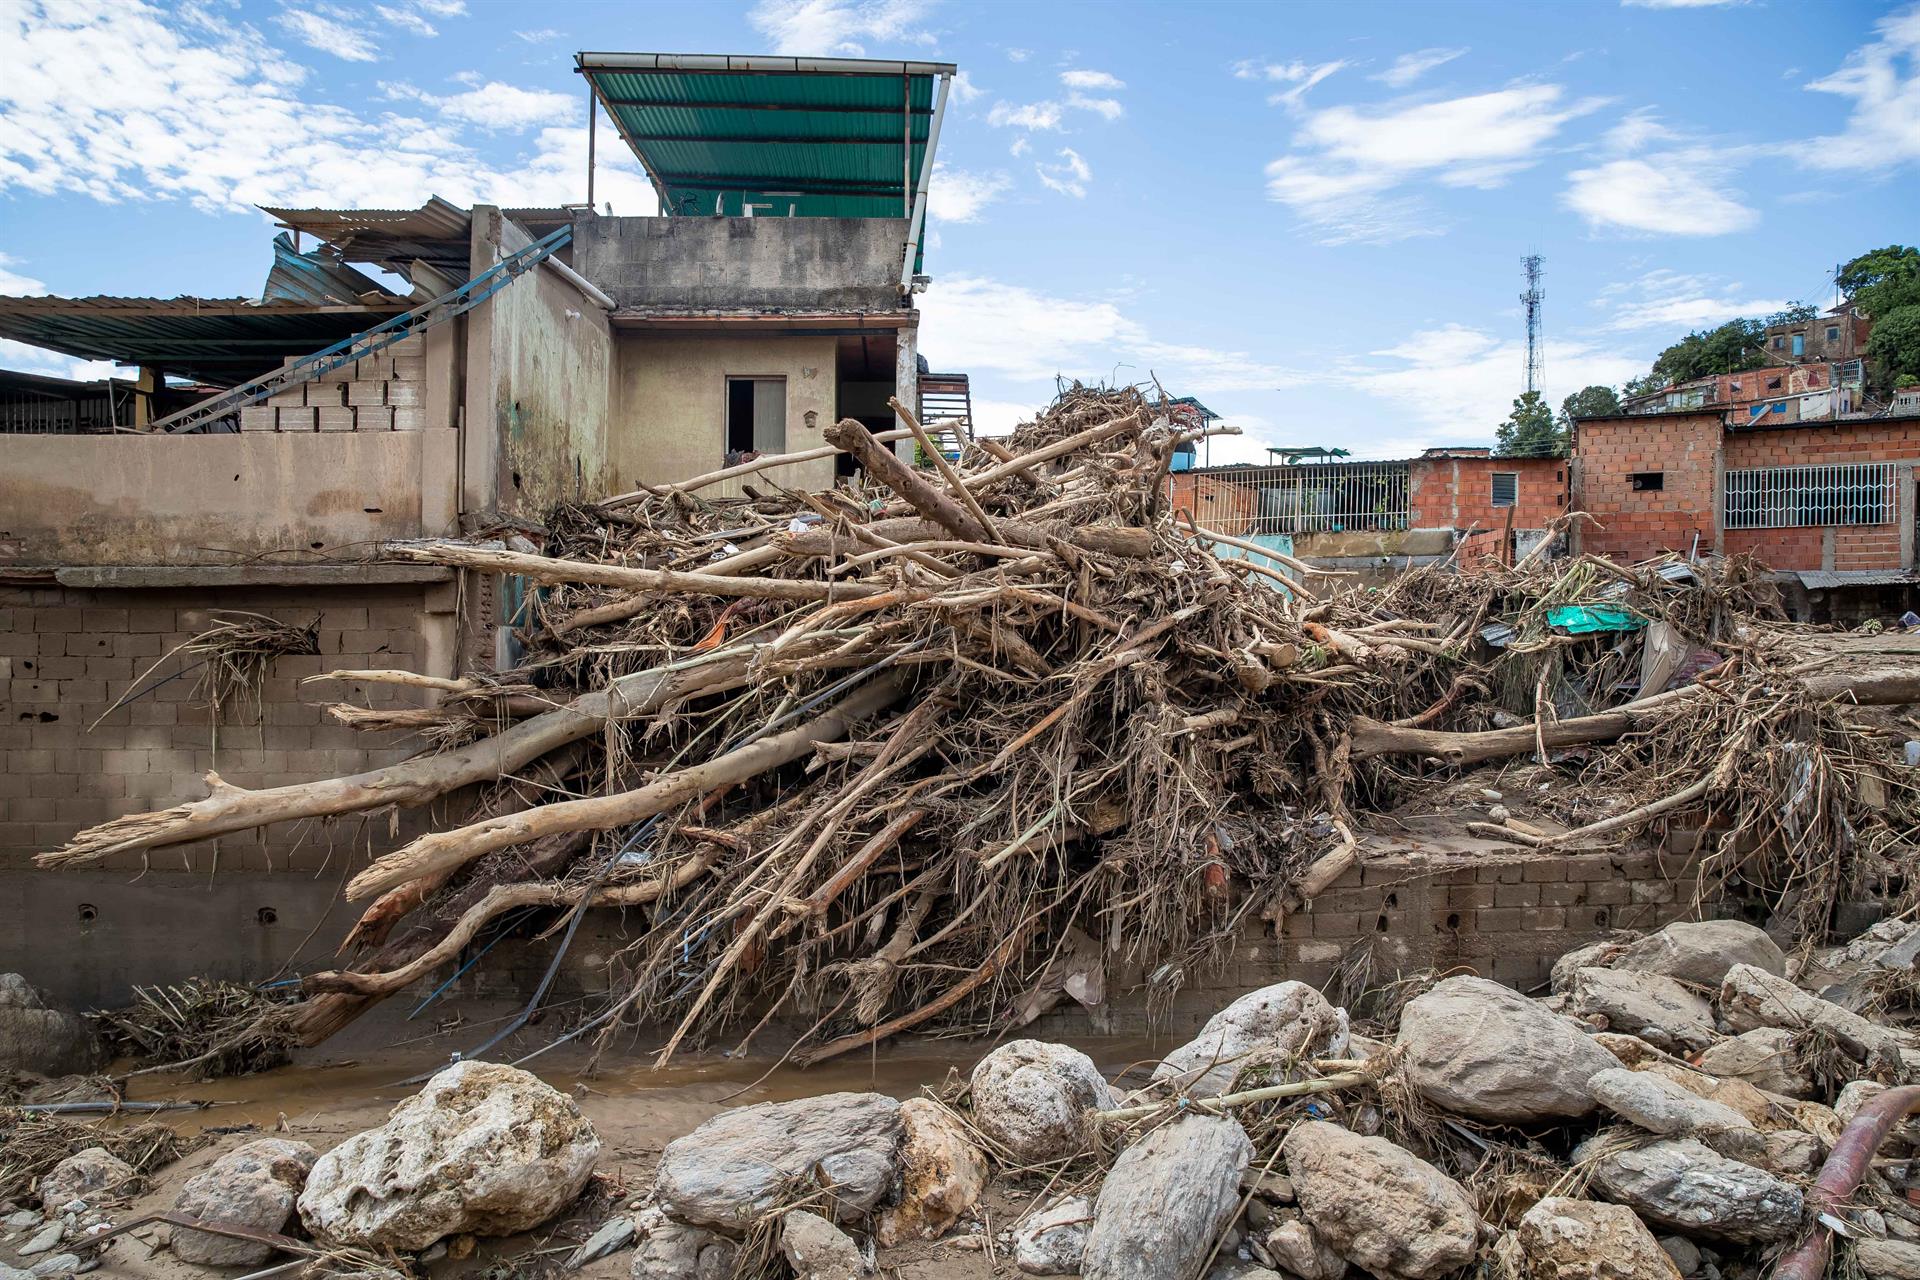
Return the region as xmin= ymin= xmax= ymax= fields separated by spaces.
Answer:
xmin=2 ymin=0 xmax=1916 ymax=462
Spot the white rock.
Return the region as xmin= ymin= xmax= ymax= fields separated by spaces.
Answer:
xmin=779 ymin=1210 xmax=869 ymax=1280
xmin=629 ymin=1219 xmax=735 ymax=1280
xmin=1264 ymin=1215 xmax=1343 ymax=1280
xmin=1616 ymin=921 xmax=1786 ymax=988
xmin=1013 ymin=1195 xmax=1092 ymax=1276
xmin=655 ymin=1091 xmax=900 ymax=1230
xmin=1760 ymin=1130 xmax=1823 ymax=1177
xmin=1396 ymin=976 xmax=1618 ymax=1122
xmin=970 ymin=1040 xmax=1115 ymax=1163
xmin=0 ymin=977 xmax=99 ymax=1078
xmin=1578 ymin=1137 xmax=1802 ymax=1241
xmin=1587 ymin=1069 xmax=1760 ymax=1155
xmin=876 ymin=1098 xmax=985 ymax=1245
xmin=1283 ymin=1120 xmax=1479 ymax=1280
xmin=1152 ymin=982 xmax=1348 ymax=1097
xmin=1082 ymin=1115 xmax=1251 ymax=1280
xmin=1693 ymin=1028 xmax=1814 ymax=1098
xmin=1552 ymin=938 xmax=1636 ymax=995
xmin=1857 ymin=1237 xmax=1920 ymax=1279
xmin=1720 ymin=963 xmax=1909 ymax=1062
xmin=37 ymin=1151 xmax=131 ymax=1215
xmin=564 ymin=1217 xmax=636 ymax=1269
xmin=4 ymin=1211 xmax=40 ymax=1231
xmin=1516 ymin=1196 xmax=1683 ymax=1279
xmin=16 ymin=1223 xmax=63 ymax=1257
xmin=172 ymin=1139 xmax=318 ymax=1265
xmin=298 ymin=1060 xmax=600 ymax=1251
xmin=1570 ymin=968 xmax=1717 ymax=1053
xmin=26 ymin=1255 xmax=79 ymax=1280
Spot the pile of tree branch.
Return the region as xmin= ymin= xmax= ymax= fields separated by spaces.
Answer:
xmin=35 ymin=387 xmax=1920 ymax=1067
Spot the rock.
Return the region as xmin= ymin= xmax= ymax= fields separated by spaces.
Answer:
xmin=1283 ymin=1120 xmax=1479 ymax=1280
xmin=875 ymin=1099 xmax=985 ymax=1245
xmin=1693 ymin=1028 xmax=1814 ymax=1098
xmin=1571 ymin=968 xmax=1717 ymax=1053
xmin=1264 ymin=1215 xmax=1344 ymax=1280
xmin=1720 ymin=963 xmax=1908 ymax=1062
xmin=1632 ymin=1061 xmax=1776 ymax=1129
xmin=630 ymin=1220 xmax=735 ymax=1280
xmin=37 ymin=1150 xmax=131 ymax=1214
xmin=1081 ymin=1115 xmax=1251 ymax=1280
xmin=970 ymin=1040 xmax=1114 ymax=1163
xmin=779 ymin=1210 xmax=868 ymax=1280
xmin=298 ymin=1060 xmax=600 ymax=1251
xmin=0 ymin=977 xmax=99 ymax=1078
xmin=1858 ymin=1238 xmax=1920 ymax=1279
xmin=26 ymin=1256 xmax=79 ymax=1280
xmin=1838 ymin=1079 xmax=1892 ymax=1126
xmin=4 ymin=1210 xmax=42 ymax=1230
xmin=1553 ymin=938 xmax=1637 ymax=994
xmin=1587 ymin=1069 xmax=1761 ymax=1158
xmin=16 ymin=1222 xmax=63 ymax=1257
xmin=1206 ymin=1263 xmax=1280 ymax=1280
xmin=1013 ymin=1194 xmax=1091 ymax=1275
xmin=1578 ymin=1137 xmax=1802 ymax=1241
xmin=1658 ymin=1236 xmax=1701 ymax=1275
xmin=564 ymin=1217 xmax=636 ymax=1269
xmin=1616 ymin=920 xmax=1786 ymax=988
xmin=170 ymin=1138 xmax=318 ymax=1266
xmin=655 ymin=1091 xmax=900 ymax=1230
xmin=1760 ymin=1130 xmax=1822 ymax=1177
xmin=1516 ymin=1196 xmax=1682 ymax=1279
xmin=1151 ymin=982 xmax=1348 ymax=1097
xmin=1396 ymin=976 xmax=1618 ymax=1122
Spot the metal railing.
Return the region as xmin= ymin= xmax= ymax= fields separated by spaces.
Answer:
xmin=1723 ymin=462 xmax=1894 ymax=530
xmin=1173 ymin=462 xmax=1411 ymax=536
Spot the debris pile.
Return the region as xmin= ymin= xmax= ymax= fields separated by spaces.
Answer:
xmin=30 ymin=386 xmax=1920 ymax=1072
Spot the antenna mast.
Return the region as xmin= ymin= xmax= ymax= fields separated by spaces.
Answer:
xmin=1521 ymin=254 xmax=1545 ymax=396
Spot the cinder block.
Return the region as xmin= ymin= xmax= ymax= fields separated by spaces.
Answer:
xmin=316 ymin=407 xmax=356 ymax=432
xmin=383 ymin=381 xmax=420 ymax=407
xmin=276 ymin=407 xmax=317 ymax=432
xmin=266 ymin=390 xmax=305 ymax=408
xmin=347 ymin=381 xmax=387 ymax=408
xmin=354 ymin=356 xmax=394 ymax=381
xmin=390 ymin=357 xmax=425 ymax=382
xmin=239 ymin=405 xmax=277 ymax=431
xmin=355 ymin=406 xmax=395 ymax=430
xmin=391 ymin=405 xmax=424 ymax=431
xmin=305 ymin=382 xmax=347 ymax=408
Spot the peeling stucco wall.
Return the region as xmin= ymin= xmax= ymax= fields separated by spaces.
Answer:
xmin=574 ymin=215 xmax=907 ymax=312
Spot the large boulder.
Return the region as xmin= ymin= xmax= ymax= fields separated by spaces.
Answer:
xmin=1615 ymin=920 xmax=1786 ymax=988
xmin=1587 ymin=1069 xmax=1762 ymax=1161
xmin=1151 ymin=982 xmax=1348 ymax=1097
xmin=0 ymin=976 xmax=99 ymax=1078
xmin=38 ymin=1148 xmax=133 ymax=1212
xmin=1578 ymin=1137 xmax=1802 ymax=1241
xmin=1551 ymin=938 xmax=1639 ymax=995
xmin=1013 ymin=1195 xmax=1091 ymax=1276
xmin=1396 ymin=976 xmax=1618 ymax=1122
xmin=1282 ymin=1120 xmax=1479 ymax=1280
xmin=1857 ymin=1238 xmax=1920 ymax=1279
xmin=970 ymin=1040 xmax=1114 ymax=1163
xmin=298 ymin=1061 xmax=600 ymax=1251
xmin=1516 ymin=1196 xmax=1682 ymax=1279
xmin=876 ymin=1099 xmax=986 ymax=1245
xmin=1569 ymin=968 xmax=1716 ymax=1053
xmin=171 ymin=1139 xmax=318 ymax=1265
xmin=1720 ymin=962 xmax=1910 ymax=1061
xmin=780 ymin=1210 xmax=868 ymax=1280
xmin=1081 ymin=1115 xmax=1251 ymax=1280
xmin=630 ymin=1218 xmax=736 ymax=1280
xmin=655 ymin=1091 xmax=900 ymax=1230
xmin=1693 ymin=1028 xmax=1814 ymax=1098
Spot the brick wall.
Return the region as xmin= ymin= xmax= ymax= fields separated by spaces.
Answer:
xmin=1571 ymin=411 xmax=1722 ymax=562
xmin=1032 ymin=846 xmax=1709 ymax=1037
xmin=0 ymin=583 xmax=446 ymax=875
xmin=1410 ymin=456 xmax=1566 ymax=564
xmin=1721 ymin=423 xmax=1917 ymax=571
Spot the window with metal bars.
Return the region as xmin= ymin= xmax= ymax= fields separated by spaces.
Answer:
xmin=1723 ymin=462 xmax=1894 ymax=530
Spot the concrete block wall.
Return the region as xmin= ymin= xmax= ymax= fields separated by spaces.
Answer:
xmin=1410 ymin=455 xmax=1566 ymax=565
xmin=1721 ymin=423 xmax=1917 ymax=572
xmin=242 ymin=335 xmax=427 ymax=432
xmin=0 ymin=583 xmax=448 ymax=875
xmin=1571 ymin=412 xmax=1722 ymax=562
xmin=1032 ymin=846 xmax=1709 ymax=1038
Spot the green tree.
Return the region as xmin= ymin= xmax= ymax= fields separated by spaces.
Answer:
xmin=1495 ymin=391 xmax=1565 ymax=458
xmin=1646 ymin=318 xmax=1769 ymax=387
xmin=1840 ymin=246 xmax=1920 ymax=393
xmin=1558 ymin=384 xmax=1621 ymax=428
xmin=1867 ymin=306 xmax=1920 ymax=386
xmin=1764 ymin=302 xmax=1820 ymax=326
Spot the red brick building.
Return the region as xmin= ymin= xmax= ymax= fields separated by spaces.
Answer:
xmin=1571 ymin=410 xmax=1919 ymax=577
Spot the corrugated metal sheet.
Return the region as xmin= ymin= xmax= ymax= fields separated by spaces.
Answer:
xmin=262 ymin=233 xmax=398 ymax=306
xmin=1793 ymin=569 xmax=1920 ymax=589
xmin=577 ymin=53 xmax=947 ymax=219
xmin=260 ymin=198 xmax=573 ymax=274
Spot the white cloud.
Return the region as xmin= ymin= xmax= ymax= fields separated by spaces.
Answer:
xmin=414 ymin=0 xmax=466 ymax=14
xmin=0 ymin=337 xmax=124 ymax=382
xmin=515 ymin=27 xmax=561 ymax=43
xmin=1802 ymin=5 xmax=1920 ymax=170
xmin=0 ymin=251 xmax=47 ymax=296
xmin=1595 ymin=270 xmax=1789 ymax=332
xmin=928 ymin=164 xmax=1009 ymax=222
xmin=747 ymin=0 xmax=933 ymax=56
xmin=1035 ymin=147 xmax=1091 ymax=198
xmin=435 ymin=81 xmax=576 ymax=131
xmin=916 ymin=274 xmax=1310 ymax=395
xmin=1350 ymin=323 xmax=1646 ymax=437
xmin=1234 ymin=58 xmax=1348 ymax=108
xmin=1006 ymin=47 xmax=1030 ymax=62
xmin=1563 ymin=158 xmax=1757 ymax=236
xmin=1263 ymin=84 xmax=1603 ymax=243
xmin=375 ymin=4 xmax=436 ymax=37
xmin=1372 ymin=47 xmax=1467 ymax=88
xmin=1060 ymin=69 xmax=1124 ymax=90
xmin=988 ymin=100 xmax=1064 ymax=130
xmin=1008 ymin=136 xmax=1030 ymax=157
xmin=1066 ymin=93 xmax=1123 ymax=121
xmin=274 ymin=6 xmax=380 ymax=62
xmin=949 ymin=69 xmax=981 ymax=103
xmin=0 ymin=2 xmax=650 ymax=214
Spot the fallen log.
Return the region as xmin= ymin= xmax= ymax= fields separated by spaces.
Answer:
xmin=385 ymin=541 xmax=885 ymax=602
xmin=38 ymin=649 xmax=755 ymax=868
xmin=599 ymin=427 xmax=915 ymax=506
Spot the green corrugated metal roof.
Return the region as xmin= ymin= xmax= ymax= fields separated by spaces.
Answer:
xmin=576 ymin=53 xmax=953 ymax=219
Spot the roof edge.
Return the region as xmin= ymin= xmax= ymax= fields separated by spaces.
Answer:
xmin=575 ymin=52 xmax=956 ymax=77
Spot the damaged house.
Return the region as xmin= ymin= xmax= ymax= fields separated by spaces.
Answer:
xmin=0 ymin=52 xmax=963 ymax=1005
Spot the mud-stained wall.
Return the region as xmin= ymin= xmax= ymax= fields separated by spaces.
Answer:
xmin=0 ymin=431 xmax=458 ymax=567
xmin=466 ymin=208 xmax=614 ymax=521
xmin=574 ymin=215 xmax=907 ymax=312
xmin=609 ymin=332 xmax=839 ymax=497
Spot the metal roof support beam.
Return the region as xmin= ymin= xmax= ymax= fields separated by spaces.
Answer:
xmin=899 ymin=71 xmax=951 ymax=290
xmin=576 ymin=53 xmax=956 ymax=77
xmin=596 ymin=97 xmax=932 ymax=116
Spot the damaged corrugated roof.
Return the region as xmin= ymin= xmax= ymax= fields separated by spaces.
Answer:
xmin=262 ymin=233 xmax=397 ymax=306
xmin=260 ymin=197 xmax=575 ymax=277
xmin=1792 ymin=569 xmax=1920 ymax=589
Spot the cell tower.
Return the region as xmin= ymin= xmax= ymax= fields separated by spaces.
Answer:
xmin=1521 ymin=254 xmax=1545 ymax=396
